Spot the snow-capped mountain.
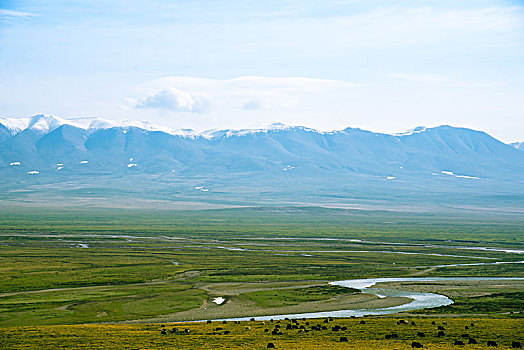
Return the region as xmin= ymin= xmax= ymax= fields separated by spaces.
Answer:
xmin=0 ymin=115 xmax=200 ymax=138
xmin=511 ymin=141 xmax=524 ymax=151
xmin=1 ymin=115 xmax=523 ymax=209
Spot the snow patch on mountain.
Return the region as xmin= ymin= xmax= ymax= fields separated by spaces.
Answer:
xmin=441 ymin=170 xmax=480 ymax=179
xmin=393 ymin=126 xmax=427 ymax=136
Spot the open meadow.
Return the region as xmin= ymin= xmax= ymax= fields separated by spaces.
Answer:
xmin=0 ymin=206 xmax=522 ymax=348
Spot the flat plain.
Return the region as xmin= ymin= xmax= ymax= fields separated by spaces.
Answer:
xmin=0 ymin=205 xmax=522 ymax=348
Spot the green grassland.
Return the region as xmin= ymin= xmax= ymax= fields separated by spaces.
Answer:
xmin=243 ymin=285 xmax=359 ymax=308
xmin=0 ymin=205 xmax=522 ymax=343
xmin=1 ymin=317 xmax=522 ymax=349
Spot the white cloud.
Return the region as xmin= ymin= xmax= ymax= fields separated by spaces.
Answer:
xmin=130 ymin=76 xmax=358 ymax=116
xmin=243 ymin=99 xmax=264 ymax=110
xmin=133 ymin=87 xmax=208 ymax=113
xmin=0 ymin=9 xmax=37 ymax=19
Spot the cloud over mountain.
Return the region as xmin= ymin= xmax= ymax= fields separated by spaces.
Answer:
xmin=134 ymin=87 xmax=209 ymax=113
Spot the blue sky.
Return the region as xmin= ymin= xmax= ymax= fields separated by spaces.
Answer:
xmin=1 ymin=0 xmax=523 ymax=141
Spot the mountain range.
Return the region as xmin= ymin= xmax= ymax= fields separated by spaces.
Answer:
xmin=1 ymin=114 xmax=523 ymax=211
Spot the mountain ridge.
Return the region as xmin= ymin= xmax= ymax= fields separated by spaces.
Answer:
xmin=1 ymin=114 xmax=523 ymax=211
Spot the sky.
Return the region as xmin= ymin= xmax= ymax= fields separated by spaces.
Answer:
xmin=0 ymin=0 xmax=523 ymax=142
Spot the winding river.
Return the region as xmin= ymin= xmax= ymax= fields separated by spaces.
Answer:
xmin=219 ymin=277 xmax=523 ymax=321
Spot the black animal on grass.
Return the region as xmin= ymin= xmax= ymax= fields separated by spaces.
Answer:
xmin=398 ymin=320 xmax=408 ymax=325
xmin=360 ymin=320 xmax=366 ymax=324
xmin=512 ymin=341 xmax=522 ymax=348
xmin=454 ymin=340 xmax=465 ymax=346
xmin=207 ymin=320 xmax=212 ymax=324
xmin=267 ymin=343 xmax=275 ymax=349
xmin=411 ymin=341 xmax=423 ymax=348
xmin=170 ymin=327 xmax=178 ymax=333
xmin=431 ymin=321 xmax=436 ymax=325
xmin=385 ymin=334 xmax=398 ymax=339
xmin=464 ymin=326 xmax=469 ymax=330
xmin=160 ymin=329 xmax=166 ymax=335
xmin=437 ymin=331 xmax=445 ymax=337
xmin=340 ymin=337 xmax=348 ymax=342
xmin=487 ymin=340 xmax=498 ymax=347
xmin=468 ymin=338 xmax=477 ymax=344
xmin=411 ymin=321 xmax=416 ymax=325
xmin=417 ymin=332 xmax=425 ymax=337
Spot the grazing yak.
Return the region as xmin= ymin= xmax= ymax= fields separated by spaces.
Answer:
xmin=267 ymin=343 xmax=275 ymax=349
xmin=454 ymin=340 xmax=465 ymax=346
xmin=411 ymin=341 xmax=423 ymax=348
xmin=340 ymin=337 xmax=348 ymax=342
xmin=468 ymin=338 xmax=477 ymax=344
xmin=487 ymin=340 xmax=498 ymax=347
xmin=512 ymin=341 xmax=522 ymax=348
xmin=437 ymin=331 xmax=445 ymax=337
